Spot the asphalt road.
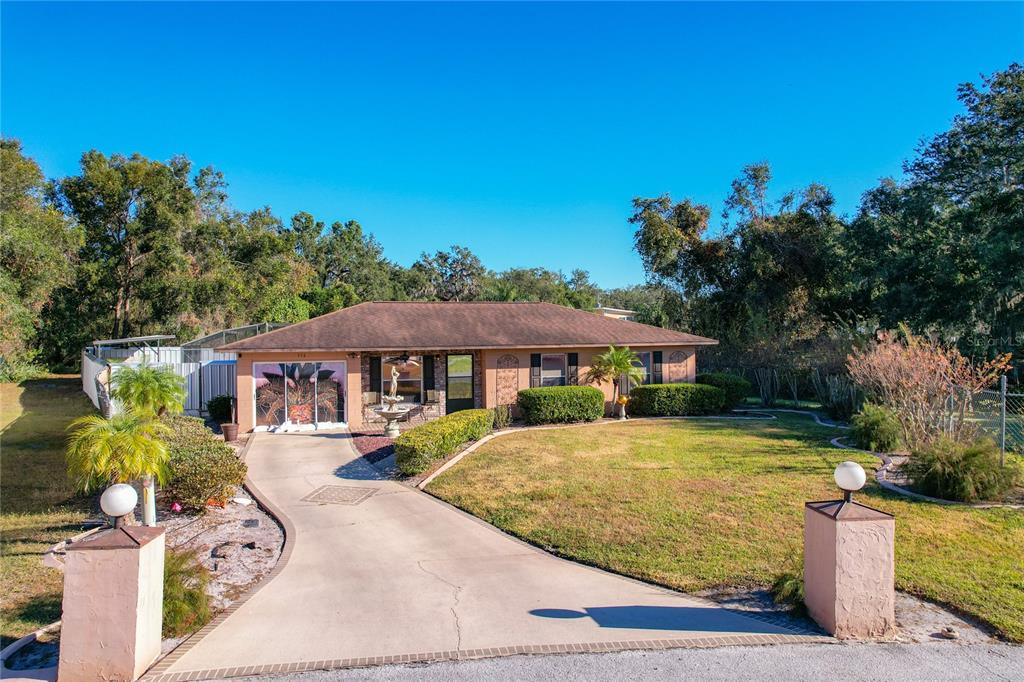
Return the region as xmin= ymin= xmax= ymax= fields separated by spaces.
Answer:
xmin=238 ymin=643 xmax=1023 ymax=682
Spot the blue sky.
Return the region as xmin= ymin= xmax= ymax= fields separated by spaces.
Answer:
xmin=2 ymin=2 xmax=1022 ymax=289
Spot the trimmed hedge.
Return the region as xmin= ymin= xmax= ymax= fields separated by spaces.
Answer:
xmin=161 ymin=415 xmax=247 ymax=511
xmin=394 ymin=408 xmax=494 ymax=476
xmin=628 ymin=383 xmax=726 ymax=416
xmin=696 ymin=372 xmax=751 ymax=409
xmin=517 ymin=386 xmax=605 ymax=425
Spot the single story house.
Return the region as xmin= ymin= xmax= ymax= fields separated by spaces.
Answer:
xmin=216 ymin=301 xmax=718 ymax=433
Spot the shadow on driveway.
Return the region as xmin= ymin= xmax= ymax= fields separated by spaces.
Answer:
xmin=530 ymin=605 xmax=782 ymax=634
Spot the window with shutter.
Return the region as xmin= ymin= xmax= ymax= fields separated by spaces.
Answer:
xmin=567 ymin=353 xmax=579 ymax=385
xmin=653 ymin=351 xmax=663 ymax=384
xmin=423 ymin=355 xmax=435 ymax=390
xmin=530 ymin=353 xmax=541 ymax=388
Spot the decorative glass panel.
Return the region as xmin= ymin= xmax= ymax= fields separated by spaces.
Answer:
xmin=316 ymin=362 xmax=346 ymax=423
xmin=285 ymin=363 xmax=319 ymax=424
xmin=254 ymin=363 xmax=287 ymax=427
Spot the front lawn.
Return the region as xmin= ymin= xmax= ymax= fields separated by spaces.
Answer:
xmin=426 ymin=414 xmax=1024 ymax=642
xmin=1 ymin=378 xmax=95 ymax=646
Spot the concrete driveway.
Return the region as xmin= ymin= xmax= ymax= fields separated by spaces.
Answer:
xmin=148 ymin=432 xmax=826 ymax=680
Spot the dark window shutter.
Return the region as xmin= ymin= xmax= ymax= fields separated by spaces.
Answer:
xmin=567 ymin=353 xmax=579 ymax=385
xmin=652 ymin=351 xmax=663 ymax=384
xmin=530 ymin=353 xmax=541 ymax=388
xmin=369 ymin=356 xmax=382 ymax=391
xmin=423 ymin=355 xmax=435 ymax=390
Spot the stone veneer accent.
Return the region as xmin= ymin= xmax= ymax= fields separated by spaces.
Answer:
xmin=358 ymin=351 xmax=483 ymax=433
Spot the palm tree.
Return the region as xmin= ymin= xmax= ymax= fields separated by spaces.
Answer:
xmin=102 ymin=362 xmax=184 ymax=525
xmin=584 ymin=345 xmax=645 ymax=418
xmin=110 ymin=362 xmax=186 ymax=418
xmin=66 ymin=413 xmax=170 ymax=524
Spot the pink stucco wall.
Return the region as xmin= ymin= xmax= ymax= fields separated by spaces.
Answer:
xmin=59 ymin=529 xmax=165 ymax=681
xmin=804 ymin=503 xmax=896 ymax=639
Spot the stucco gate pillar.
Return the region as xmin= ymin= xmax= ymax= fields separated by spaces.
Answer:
xmin=803 ymin=499 xmax=895 ymax=639
xmin=59 ymin=526 xmax=165 ymax=682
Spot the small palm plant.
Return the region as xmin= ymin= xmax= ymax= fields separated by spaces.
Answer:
xmin=584 ymin=345 xmax=645 ymax=418
xmin=66 ymin=413 xmax=170 ymax=524
xmin=82 ymin=362 xmax=185 ymax=525
xmin=111 ymin=362 xmax=186 ymax=417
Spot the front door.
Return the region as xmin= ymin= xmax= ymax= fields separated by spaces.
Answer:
xmin=445 ymin=354 xmax=474 ymax=413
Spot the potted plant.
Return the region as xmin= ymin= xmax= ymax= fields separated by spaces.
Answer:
xmin=616 ymin=394 xmax=630 ymax=420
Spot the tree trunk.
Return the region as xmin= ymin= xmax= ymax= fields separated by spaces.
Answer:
xmin=141 ymin=475 xmax=157 ymax=527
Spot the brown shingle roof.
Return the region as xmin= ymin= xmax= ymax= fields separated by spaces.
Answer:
xmin=216 ymin=302 xmax=718 ymax=352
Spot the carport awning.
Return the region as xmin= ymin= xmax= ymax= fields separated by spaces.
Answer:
xmin=91 ymin=334 xmax=176 ymax=347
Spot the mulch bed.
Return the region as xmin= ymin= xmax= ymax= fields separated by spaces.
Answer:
xmin=351 ymin=431 xmax=395 ymax=464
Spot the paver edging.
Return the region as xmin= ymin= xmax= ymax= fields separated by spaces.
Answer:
xmin=143 ymin=434 xmax=296 ymax=679
xmin=140 ymin=633 xmax=836 ymax=682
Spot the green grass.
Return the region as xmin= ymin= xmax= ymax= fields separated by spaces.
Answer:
xmin=427 ymin=414 xmax=1024 ymax=642
xmin=1 ymin=378 xmax=95 ymax=646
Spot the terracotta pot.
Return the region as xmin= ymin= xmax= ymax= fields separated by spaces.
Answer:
xmin=222 ymin=422 xmax=239 ymax=442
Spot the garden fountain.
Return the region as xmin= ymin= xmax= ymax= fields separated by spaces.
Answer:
xmin=375 ymin=364 xmax=412 ymax=437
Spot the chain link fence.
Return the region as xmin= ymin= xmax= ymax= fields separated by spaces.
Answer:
xmin=972 ymin=377 xmax=1023 ymax=460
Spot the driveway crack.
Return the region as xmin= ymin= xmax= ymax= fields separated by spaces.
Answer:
xmin=416 ymin=560 xmax=464 ymax=652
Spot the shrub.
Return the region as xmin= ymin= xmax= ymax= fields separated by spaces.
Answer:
xmin=628 ymin=383 xmax=726 ymax=417
xmin=904 ymin=438 xmax=1021 ymax=502
xmin=394 ymin=408 xmax=494 ymax=475
xmin=161 ymin=415 xmax=247 ymax=511
xmin=696 ymin=372 xmax=751 ymax=409
xmin=516 ymin=386 xmax=605 ymax=425
xmin=492 ymin=403 xmax=513 ymax=430
xmin=812 ymin=370 xmax=861 ymax=421
xmin=770 ymin=569 xmax=806 ymax=616
xmin=207 ymin=394 xmax=234 ymax=424
xmin=851 ymin=403 xmax=901 ymax=452
xmin=163 ymin=549 xmax=212 ymax=637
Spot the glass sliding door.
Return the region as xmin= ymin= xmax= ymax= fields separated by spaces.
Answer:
xmin=446 ymin=354 xmax=474 ymax=413
xmin=254 ymin=363 xmax=287 ymax=428
xmin=253 ymin=361 xmax=346 ymax=429
xmin=316 ymin=362 xmax=346 ymax=423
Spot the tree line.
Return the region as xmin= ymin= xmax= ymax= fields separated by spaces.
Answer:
xmin=631 ymin=64 xmax=1022 ymax=380
xmin=1 ymin=64 xmax=1020 ymax=380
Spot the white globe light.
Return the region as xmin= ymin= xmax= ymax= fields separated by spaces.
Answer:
xmin=834 ymin=461 xmax=867 ymax=493
xmin=100 ymin=484 xmax=138 ymax=519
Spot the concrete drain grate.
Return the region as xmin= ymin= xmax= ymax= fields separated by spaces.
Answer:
xmin=301 ymin=485 xmax=376 ymax=506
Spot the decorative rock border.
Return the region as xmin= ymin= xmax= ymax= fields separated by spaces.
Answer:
xmin=831 ymin=434 xmax=1024 ymax=510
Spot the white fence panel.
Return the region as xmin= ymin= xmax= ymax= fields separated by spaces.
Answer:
xmin=81 ymin=351 xmax=107 ymax=411
xmin=81 ymin=353 xmax=236 ymax=418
